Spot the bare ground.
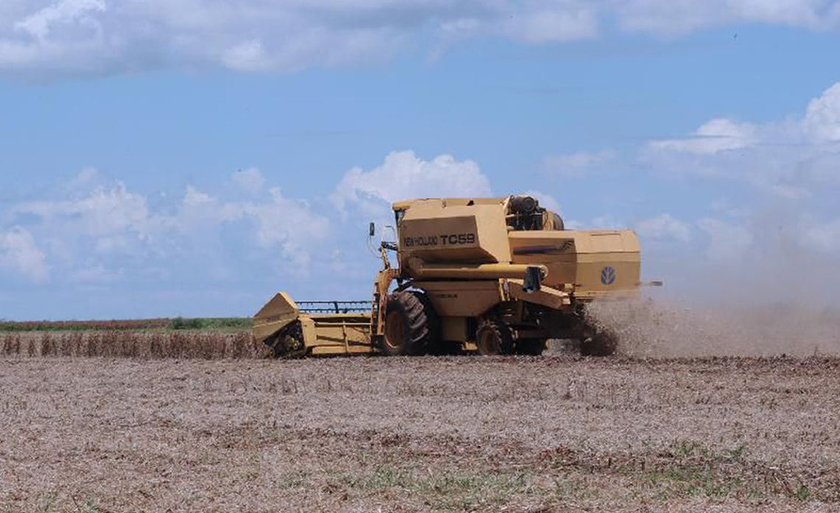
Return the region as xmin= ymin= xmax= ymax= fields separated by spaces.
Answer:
xmin=2 ymin=355 xmax=839 ymax=512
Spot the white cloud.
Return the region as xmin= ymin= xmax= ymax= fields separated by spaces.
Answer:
xmin=166 ymin=180 xmax=331 ymax=269
xmin=240 ymin=187 xmax=330 ymax=268
xmin=2 ymin=1 xmax=840 ymax=78
xmin=221 ymin=40 xmax=272 ymax=72
xmin=14 ymin=0 xmax=105 ymax=41
xmin=497 ymin=6 xmax=599 ymax=43
xmin=331 ymin=150 xmax=492 ymax=214
xmin=804 ymin=82 xmax=840 ymax=142
xmin=615 ymin=0 xmax=840 ymax=35
xmin=4 ymin=168 xmax=330 ymax=283
xmin=0 ymin=227 xmax=49 ymax=282
xmin=182 ymin=185 xmax=215 ymax=209
xmin=13 ymin=182 xmax=151 ymax=242
xmin=642 ymin=82 xmax=840 ymax=194
xmin=637 ymin=214 xmax=692 ymax=242
xmin=648 ymin=118 xmax=757 ymax=155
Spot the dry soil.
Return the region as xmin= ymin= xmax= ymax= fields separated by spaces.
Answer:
xmin=2 ymin=355 xmax=839 ymax=512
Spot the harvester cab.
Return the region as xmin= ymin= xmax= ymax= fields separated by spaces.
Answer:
xmin=254 ymin=194 xmax=645 ymax=358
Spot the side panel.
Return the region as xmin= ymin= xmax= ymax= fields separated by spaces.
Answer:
xmin=441 ymin=316 xmax=468 ymax=342
xmin=508 ymin=232 xmax=577 ymax=287
xmin=509 ymin=230 xmax=640 ymax=296
xmin=573 ymin=231 xmax=640 ymax=297
xmin=415 ymin=280 xmax=503 ymax=317
xmin=304 ymin=314 xmax=376 ymax=356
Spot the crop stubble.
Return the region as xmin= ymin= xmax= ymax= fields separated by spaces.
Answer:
xmin=1 ymin=331 xmax=262 ymax=359
xmin=1 ymin=355 xmax=839 ymax=512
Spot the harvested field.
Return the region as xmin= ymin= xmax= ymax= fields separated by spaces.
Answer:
xmin=2 ymin=355 xmax=839 ymax=512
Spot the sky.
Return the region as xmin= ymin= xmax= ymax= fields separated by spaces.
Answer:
xmin=1 ymin=0 xmax=840 ymax=320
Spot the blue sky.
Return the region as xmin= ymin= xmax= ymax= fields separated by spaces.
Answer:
xmin=1 ymin=1 xmax=840 ymax=320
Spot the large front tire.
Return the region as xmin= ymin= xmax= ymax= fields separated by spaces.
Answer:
xmin=380 ymin=291 xmax=439 ymax=356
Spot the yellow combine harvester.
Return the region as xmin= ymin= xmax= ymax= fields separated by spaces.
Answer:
xmin=254 ymin=195 xmax=648 ymax=357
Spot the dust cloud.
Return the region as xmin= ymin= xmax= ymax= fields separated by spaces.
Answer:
xmin=586 ymin=203 xmax=840 ymax=357
xmin=587 ymin=297 xmax=840 ymax=357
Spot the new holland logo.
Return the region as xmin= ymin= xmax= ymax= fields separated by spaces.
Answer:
xmin=601 ymin=266 xmax=616 ymax=285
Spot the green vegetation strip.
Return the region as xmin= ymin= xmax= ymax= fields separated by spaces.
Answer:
xmin=166 ymin=317 xmax=253 ymax=331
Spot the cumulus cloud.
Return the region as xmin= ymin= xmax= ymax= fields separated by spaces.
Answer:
xmin=692 ymin=210 xmax=838 ymax=266
xmin=172 ymin=182 xmax=329 ymax=267
xmin=11 ymin=181 xmax=154 ymax=261
xmin=0 ymin=227 xmax=49 ymax=282
xmin=615 ymin=0 xmax=840 ymax=35
xmin=174 ymin=182 xmax=331 ymax=268
xmin=648 ymin=119 xmax=757 ymax=155
xmin=2 ymin=0 xmax=840 ymax=78
xmin=331 ymin=150 xmax=492 ymax=215
xmin=14 ymin=0 xmax=105 ymax=41
xmin=496 ymin=5 xmax=599 ymax=43
xmin=804 ymin=83 xmax=840 ymax=142
xmin=643 ymin=82 xmax=840 ymax=194
xmin=1 ymin=167 xmax=330 ymax=283
xmin=239 ymin=188 xmax=330 ymax=268
xmin=221 ymin=40 xmax=272 ymax=72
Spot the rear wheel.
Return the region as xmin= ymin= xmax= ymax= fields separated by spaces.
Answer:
xmin=476 ymin=319 xmax=513 ymax=356
xmin=380 ymin=291 xmax=439 ymax=356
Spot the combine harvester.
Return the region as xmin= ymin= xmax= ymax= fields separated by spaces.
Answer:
xmin=254 ymin=195 xmax=651 ymax=357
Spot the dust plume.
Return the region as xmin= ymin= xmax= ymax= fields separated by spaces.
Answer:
xmin=587 ymin=297 xmax=840 ymax=357
xmin=589 ymin=202 xmax=840 ymax=357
